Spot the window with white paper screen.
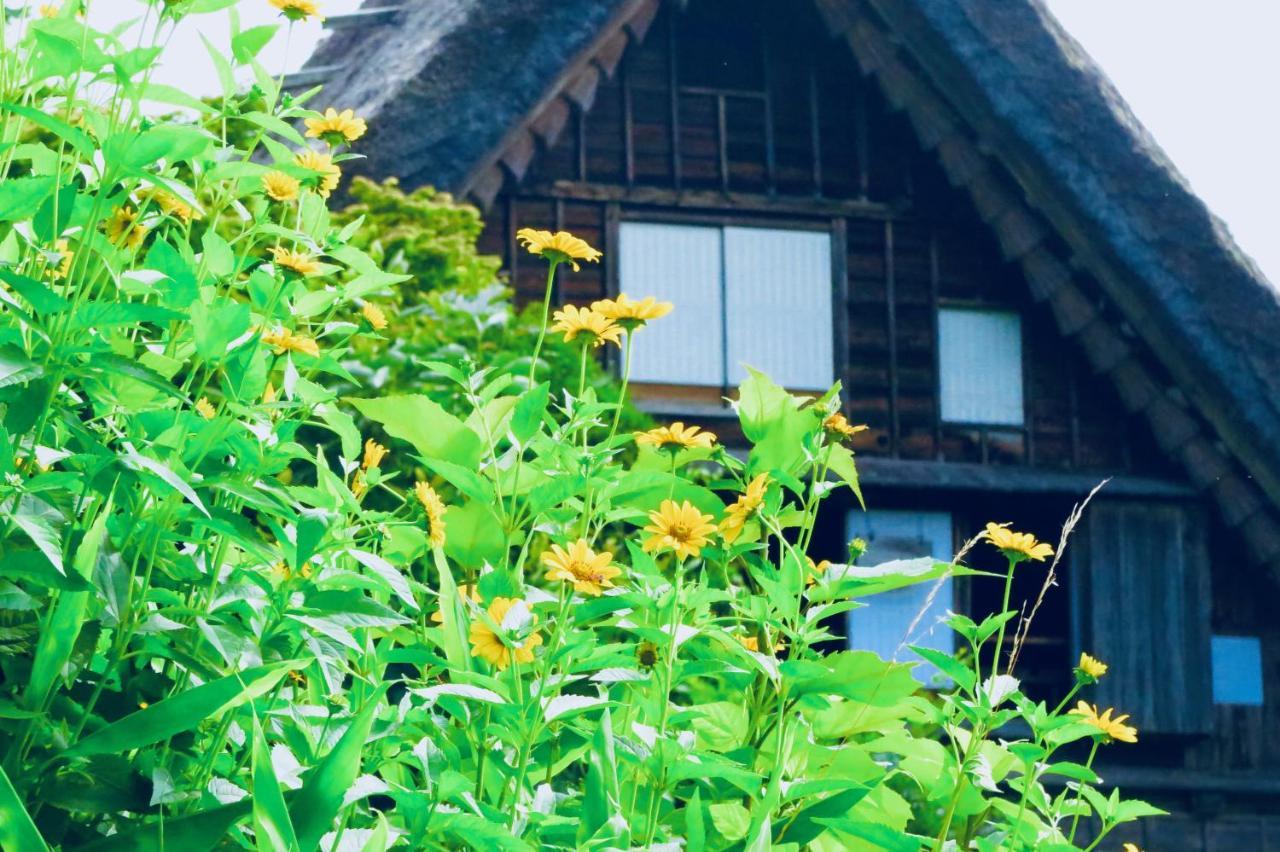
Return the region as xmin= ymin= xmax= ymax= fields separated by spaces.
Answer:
xmin=724 ymin=227 xmax=833 ymax=389
xmin=845 ymin=510 xmax=954 ymax=684
xmin=619 ymin=222 xmax=724 ymax=386
xmin=938 ymin=308 xmax=1024 ymax=425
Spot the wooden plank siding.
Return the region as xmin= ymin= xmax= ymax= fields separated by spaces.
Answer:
xmin=478 ymin=0 xmax=1160 ymax=479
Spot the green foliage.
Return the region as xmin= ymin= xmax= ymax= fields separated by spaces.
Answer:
xmin=0 ymin=2 xmax=1160 ymax=850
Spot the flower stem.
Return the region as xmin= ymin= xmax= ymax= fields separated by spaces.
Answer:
xmin=1067 ymin=739 xmax=1101 ymax=844
xmin=605 ymin=331 xmax=635 ymax=445
xmin=643 ymin=562 xmax=686 ymax=847
xmin=992 ymin=556 xmax=1017 ymax=675
xmin=528 ymin=261 xmax=559 ymax=386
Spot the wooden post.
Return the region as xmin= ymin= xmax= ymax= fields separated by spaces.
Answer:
xmin=885 ymin=219 xmax=900 ymax=457
xmin=667 ymin=7 xmax=682 ymax=191
xmin=808 ymin=62 xmax=823 ymax=197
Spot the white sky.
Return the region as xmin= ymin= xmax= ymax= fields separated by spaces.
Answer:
xmin=87 ymin=0 xmax=1280 ymax=287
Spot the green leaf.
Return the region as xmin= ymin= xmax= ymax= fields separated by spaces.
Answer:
xmin=432 ymin=546 xmax=470 ymax=673
xmin=33 ymin=183 xmax=77 ymax=242
xmin=191 ymin=298 xmax=251 ymax=362
xmin=0 ymin=345 xmax=44 ymax=389
xmin=349 ymin=394 xmax=483 ymax=469
xmin=908 ymin=646 xmax=976 ymax=692
xmin=710 ymin=801 xmax=750 ymax=842
xmin=425 ymin=457 xmax=494 ymax=504
xmin=288 ymin=693 xmax=382 ymax=850
xmin=145 ymin=239 xmax=199 ymax=308
xmin=0 ymin=268 xmax=69 ymax=315
xmin=0 ymin=175 xmax=55 ymax=223
xmin=65 ymin=662 xmax=294 ymax=757
xmin=442 ymin=500 xmax=505 ymax=568
xmin=198 ymin=34 xmax=236 ymax=100
xmin=232 ymin=24 xmax=279 ymax=63
xmin=252 ymin=715 xmax=300 ymax=851
xmin=201 ymin=230 xmax=236 ymax=279
xmin=0 ymin=763 xmax=48 ymax=852
xmin=1 ymin=102 xmax=94 ymax=157
xmin=510 ymin=382 xmax=549 ymax=444
xmin=825 ymin=444 xmax=864 ymax=508
xmin=781 ymin=786 xmax=872 ymax=847
xmin=77 ymin=799 xmax=254 ymax=852
xmin=241 ymin=111 xmax=307 ymax=147
xmin=25 ymin=497 xmax=109 ymax=710
xmin=580 ymin=707 xmax=624 ymax=845
xmin=12 ymin=496 xmax=64 ymax=575
xmin=67 ymin=300 xmax=184 ymax=329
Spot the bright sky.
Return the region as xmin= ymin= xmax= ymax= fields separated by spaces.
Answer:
xmin=89 ymin=0 xmax=1280 ymax=287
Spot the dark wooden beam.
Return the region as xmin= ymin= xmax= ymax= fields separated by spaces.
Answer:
xmin=716 ymin=95 xmax=730 ymax=194
xmin=807 ymin=62 xmax=823 ymax=197
xmin=622 ymin=55 xmax=636 ymax=188
xmin=521 ymin=181 xmax=902 ymax=219
xmin=856 ymin=457 xmax=1196 ymax=499
xmin=667 ymin=7 xmax=683 ymax=191
xmin=885 ymin=219 xmax=900 ymax=457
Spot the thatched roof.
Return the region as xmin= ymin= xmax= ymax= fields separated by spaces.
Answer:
xmin=305 ymin=0 xmax=1280 ymax=532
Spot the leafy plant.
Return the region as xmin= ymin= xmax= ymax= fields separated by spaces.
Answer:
xmin=0 ymin=1 xmax=1160 ymax=850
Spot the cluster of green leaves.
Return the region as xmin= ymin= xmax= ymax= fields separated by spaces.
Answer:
xmin=0 ymin=1 xmax=1161 ymax=850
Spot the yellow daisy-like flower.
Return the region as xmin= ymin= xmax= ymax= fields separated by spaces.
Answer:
xmin=541 ymin=539 xmax=623 ymax=597
xmin=350 ymin=470 xmax=369 ymax=500
xmin=634 ymin=421 xmax=716 ymax=453
xmin=49 ymin=239 xmax=73 ymax=279
xmin=142 ymin=188 xmax=198 ymax=225
xmin=636 ymin=640 xmax=659 ymax=669
xmin=430 ymin=584 xmax=482 ymax=623
xmin=515 ymin=228 xmax=602 ymax=271
xmin=983 ymin=522 xmax=1054 ymax=563
xmin=262 ymin=326 xmax=320 ymax=358
xmin=1077 ymin=652 xmax=1108 ymax=681
xmin=262 ymin=170 xmax=301 ymax=202
xmin=294 ymin=149 xmax=341 ymax=198
xmin=194 ymin=397 xmax=216 ymax=419
xmin=823 ymin=412 xmax=868 ymax=441
xmin=267 ymin=245 xmax=323 ymax=277
xmin=1122 ymin=845 xmax=1142 ymax=852
xmin=720 ymin=473 xmax=770 ymax=544
xmin=469 ymin=597 xmax=542 ymax=670
xmin=642 ymin=499 xmax=717 ymax=561
xmin=551 ymin=304 xmax=622 ymax=348
xmin=38 ymin=4 xmax=59 ymax=17
xmin=737 ymin=632 xmax=784 ymax=655
xmin=305 ymin=107 xmax=367 ymax=146
xmin=1071 ymin=701 xmax=1137 ymax=743
xmin=590 ymin=293 xmax=673 ymax=330
xmin=362 ymin=438 xmax=388 ymax=470
xmin=806 ymin=556 xmax=831 ymax=586
xmin=267 ymin=0 xmax=323 ymax=22
xmin=104 ymin=206 xmax=148 ymax=250
xmin=361 ymin=302 xmax=388 ymax=330
xmin=414 ymin=481 xmax=447 ymax=548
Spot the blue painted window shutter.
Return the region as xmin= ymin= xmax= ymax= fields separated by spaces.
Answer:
xmin=938 ymin=308 xmax=1024 ymax=426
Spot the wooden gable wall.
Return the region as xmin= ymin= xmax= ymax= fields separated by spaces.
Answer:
xmin=475 ymin=0 xmax=1168 ymax=479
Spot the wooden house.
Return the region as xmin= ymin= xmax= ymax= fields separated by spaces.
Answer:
xmin=300 ymin=1 xmax=1280 ymax=845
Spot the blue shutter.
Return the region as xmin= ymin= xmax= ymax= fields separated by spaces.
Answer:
xmin=938 ymin=308 xmax=1024 ymax=425
xmin=723 ymin=226 xmax=834 ymax=390
xmin=619 ymin=222 xmax=724 ymax=386
xmin=845 ymin=510 xmax=954 ymax=683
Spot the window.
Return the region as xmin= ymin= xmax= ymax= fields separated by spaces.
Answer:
xmin=619 ymin=222 xmax=834 ymax=391
xmin=938 ymin=308 xmax=1024 ymax=426
xmin=845 ymin=510 xmax=954 ymax=684
xmin=1211 ymin=635 xmax=1264 ymax=706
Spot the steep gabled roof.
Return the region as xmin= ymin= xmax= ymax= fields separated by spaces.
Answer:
xmin=304 ymin=0 xmax=1280 ymax=570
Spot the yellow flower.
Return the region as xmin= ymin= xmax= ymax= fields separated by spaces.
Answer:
xmin=294 ymin=149 xmax=341 ymax=197
xmin=262 ymin=170 xmax=301 ymax=202
xmin=105 ymin=206 xmax=147 ymax=250
xmin=541 ymin=539 xmax=622 ymax=596
xmin=590 ymin=293 xmax=672 ymax=330
xmin=634 ymin=421 xmax=716 ymax=452
xmin=1077 ymin=652 xmax=1108 ymax=680
xmin=823 ymin=412 xmax=868 ymax=441
xmin=268 ymin=245 xmax=323 ymax=277
xmin=983 ymin=522 xmax=1054 ymax=563
xmin=305 ymin=107 xmax=367 ymax=145
xmin=1070 ymin=701 xmax=1138 ymax=744
xmin=49 ymin=239 xmax=72 ymax=279
xmin=262 ymin=326 xmax=320 ymax=357
xmin=431 ymin=584 xmax=481 ymax=623
xmin=737 ymin=632 xmax=784 ymax=655
xmin=720 ymin=473 xmax=770 ymax=544
xmin=415 ymin=481 xmax=447 ymax=548
xmin=806 ymin=556 xmax=831 ymax=586
xmin=551 ymin=305 xmax=622 ymax=348
xmin=361 ymin=438 xmax=388 ymax=470
xmin=636 ymin=640 xmax=659 ymax=669
xmin=515 ymin=228 xmax=602 ymax=271
xmin=642 ymin=499 xmax=716 ymax=561
xmin=267 ymin=0 xmax=323 ymax=22
xmin=469 ymin=597 xmax=542 ymax=670
xmin=1122 ymin=845 xmax=1142 ymax=852
xmin=38 ymin=4 xmax=59 ymax=17
xmin=142 ymin=188 xmax=198 ymax=225
xmin=361 ymin=302 xmax=388 ymax=330
xmin=350 ymin=470 xmax=368 ymax=500
xmin=263 ymin=381 xmax=278 ymax=403
xmin=194 ymin=397 xmax=216 ymax=419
